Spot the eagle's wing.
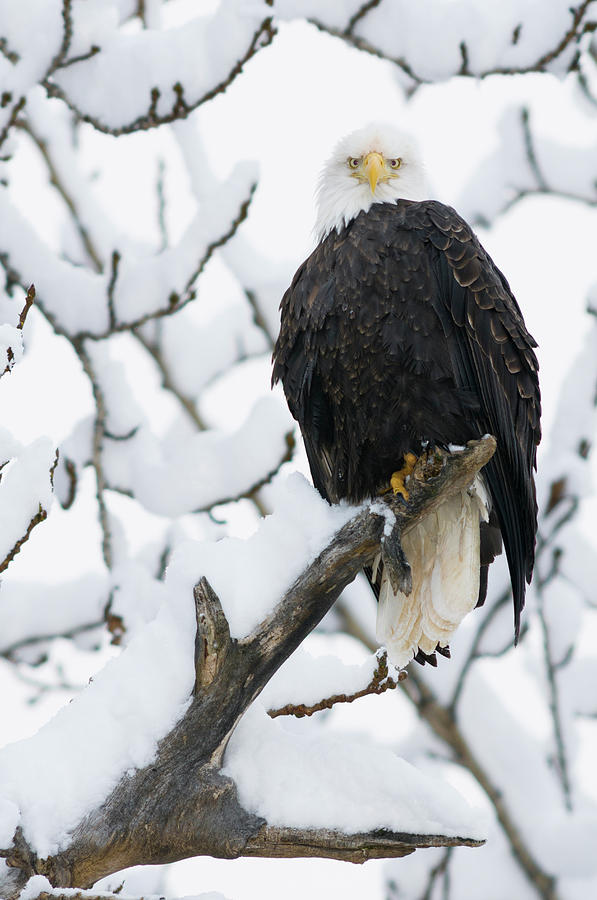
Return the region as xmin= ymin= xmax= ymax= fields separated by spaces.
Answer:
xmin=272 ymin=252 xmax=344 ymax=502
xmin=421 ymin=201 xmax=541 ymax=635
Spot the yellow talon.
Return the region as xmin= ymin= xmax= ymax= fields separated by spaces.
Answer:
xmin=390 ymin=452 xmax=418 ymax=500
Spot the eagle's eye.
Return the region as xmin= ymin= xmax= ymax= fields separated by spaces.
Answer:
xmin=347 ymin=157 xmax=361 ymax=169
xmin=388 ymin=158 xmax=402 ymax=169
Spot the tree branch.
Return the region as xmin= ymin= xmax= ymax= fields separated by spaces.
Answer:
xmin=0 ymin=448 xmax=58 ymax=574
xmin=72 ymin=340 xmax=112 ymax=570
xmin=0 ymin=438 xmax=493 ymax=896
xmin=42 ymin=19 xmax=275 ymax=136
xmin=268 ymin=649 xmax=406 ymax=719
xmin=400 ymin=669 xmax=560 ymax=900
xmin=308 ymin=0 xmax=596 ymax=86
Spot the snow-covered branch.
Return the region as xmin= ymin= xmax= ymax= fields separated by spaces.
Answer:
xmin=458 ymin=106 xmax=597 ymax=225
xmin=282 ymin=0 xmax=597 ymax=88
xmin=45 ymin=8 xmax=275 ymax=136
xmin=0 ymin=439 xmax=493 ymax=898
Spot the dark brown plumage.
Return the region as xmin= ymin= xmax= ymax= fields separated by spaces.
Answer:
xmin=272 ymin=200 xmax=541 ymax=639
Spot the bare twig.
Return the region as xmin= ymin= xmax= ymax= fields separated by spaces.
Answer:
xmin=448 ymin=587 xmax=512 ymax=713
xmin=268 ymin=649 xmax=406 ymax=719
xmin=521 ymin=107 xmax=549 ymax=191
xmin=476 ymin=107 xmax=597 ymax=224
xmin=132 ymin=326 xmax=208 ymax=431
xmin=346 ymin=0 xmax=384 ymax=36
xmin=2 ymin=285 xmax=35 ymax=374
xmin=55 ymin=46 xmax=101 ymax=69
xmin=1 ymin=619 xmax=104 ymax=663
xmin=0 ymin=451 xmax=58 ymax=574
xmin=420 ymin=846 xmax=453 ymax=900
xmin=156 ymin=157 xmax=168 ymax=251
xmin=195 ymin=431 xmax=296 ymax=513
xmin=14 ymin=121 xmax=104 ymax=271
xmin=307 ymin=18 xmax=423 ymax=89
xmin=536 ymin=590 xmax=573 ymax=811
xmin=244 ymin=287 xmax=276 ymax=348
xmin=106 ymin=251 xmax=120 ymax=330
xmin=0 ymin=96 xmax=26 ymax=150
xmin=17 ymin=284 xmax=36 ymax=329
xmin=0 ymin=37 xmax=20 ymax=65
xmin=73 ymin=340 xmax=112 ymax=569
xmin=0 ymin=504 xmax=48 ymax=574
xmin=48 ymin=0 xmax=74 ymax=74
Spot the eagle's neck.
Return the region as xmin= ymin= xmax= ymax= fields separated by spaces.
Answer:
xmin=314 ymin=175 xmax=428 ymax=242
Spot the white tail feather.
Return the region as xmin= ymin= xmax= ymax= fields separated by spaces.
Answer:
xmin=375 ymin=477 xmax=489 ymax=669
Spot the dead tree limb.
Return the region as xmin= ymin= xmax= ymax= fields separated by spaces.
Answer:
xmin=0 ymin=437 xmax=494 ymax=898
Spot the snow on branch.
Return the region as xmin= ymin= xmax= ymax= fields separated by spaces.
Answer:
xmin=97 ymin=385 xmax=293 ymax=517
xmin=0 ymin=438 xmax=494 ymax=898
xmin=44 ymin=2 xmax=275 ymax=135
xmin=0 ymin=166 xmax=257 ymax=339
xmin=0 ymin=285 xmax=34 ymax=376
xmin=0 ymin=575 xmax=109 ymax=664
xmin=458 ymin=106 xmax=597 ymax=225
xmin=280 ymin=0 xmax=597 ymax=88
xmin=0 ymin=432 xmax=56 ymax=576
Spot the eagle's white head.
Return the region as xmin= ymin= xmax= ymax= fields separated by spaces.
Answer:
xmin=314 ymin=123 xmax=428 ymax=241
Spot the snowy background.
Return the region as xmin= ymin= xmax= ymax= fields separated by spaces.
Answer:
xmin=1 ymin=1 xmax=597 ymax=899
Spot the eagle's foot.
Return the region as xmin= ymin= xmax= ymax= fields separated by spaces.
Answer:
xmin=390 ymin=452 xmax=418 ymax=500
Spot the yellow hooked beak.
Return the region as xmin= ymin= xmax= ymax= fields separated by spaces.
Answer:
xmin=363 ymin=151 xmax=385 ymax=194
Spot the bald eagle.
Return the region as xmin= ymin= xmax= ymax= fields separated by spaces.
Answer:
xmin=272 ymin=124 xmax=541 ymax=669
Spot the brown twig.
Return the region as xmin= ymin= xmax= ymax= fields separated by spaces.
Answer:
xmin=131 ymin=326 xmax=208 ymax=431
xmin=0 ymin=504 xmax=48 ymax=574
xmin=2 ymin=286 xmax=35 ymax=374
xmin=346 ymin=0 xmax=384 ymax=36
xmin=0 ymin=450 xmax=57 ymax=574
xmin=268 ymin=649 xmax=406 ymax=718
xmin=106 ymin=251 xmax=120 ymax=329
xmin=48 ymin=0 xmax=74 ymax=74
xmin=0 ymin=95 xmax=26 ymax=150
xmin=1 ymin=618 xmax=104 ymax=663
xmin=14 ymin=121 xmax=104 ymax=272
xmin=448 ymin=586 xmax=512 ymax=713
xmin=420 ymin=846 xmax=453 ymax=900
xmin=18 ymin=284 xmax=36 ymax=329
xmin=0 ymin=37 xmax=19 ymax=65
xmin=195 ymin=431 xmax=296 ymax=513
xmin=73 ymin=340 xmax=112 ymax=569
xmin=244 ymin=287 xmax=276 ymax=349
xmin=156 ymin=157 xmax=168 ymax=251
xmin=521 ymin=107 xmax=549 ymax=191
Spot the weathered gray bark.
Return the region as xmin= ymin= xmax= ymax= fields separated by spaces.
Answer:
xmin=0 ymin=438 xmax=495 ymax=898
